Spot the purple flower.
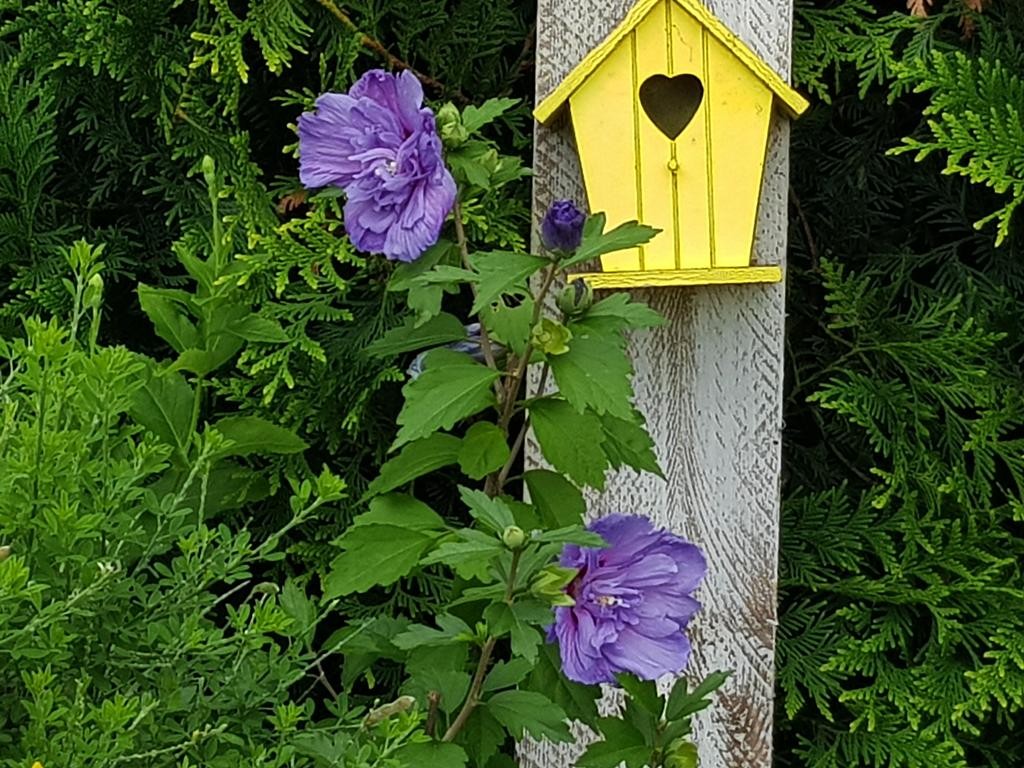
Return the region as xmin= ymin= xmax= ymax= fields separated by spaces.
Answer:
xmin=297 ymin=70 xmax=456 ymax=262
xmin=541 ymin=200 xmax=586 ymax=252
xmin=552 ymin=515 xmax=706 ymax=685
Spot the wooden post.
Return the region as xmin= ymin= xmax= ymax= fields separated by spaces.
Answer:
xmin=520 ymin=1 xmax=795 ymax=766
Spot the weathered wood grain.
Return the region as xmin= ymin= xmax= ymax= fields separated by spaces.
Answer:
xmin=519 ymin=1 xmax=795 ymax=766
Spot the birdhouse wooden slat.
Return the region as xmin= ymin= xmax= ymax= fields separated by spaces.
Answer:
xmin=534 ymin=0 xmax=809 ymax=288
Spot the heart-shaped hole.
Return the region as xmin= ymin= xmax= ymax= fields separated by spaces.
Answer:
xmin=639 ymin=74 xmax=705 ymax=140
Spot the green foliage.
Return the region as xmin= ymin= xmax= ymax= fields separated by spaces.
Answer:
xmin=780 ymin=2 xmax=1024 ymax=766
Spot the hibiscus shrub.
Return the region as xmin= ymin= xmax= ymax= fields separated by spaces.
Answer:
xmin=296 ymin=71 xmax=729 ymax=766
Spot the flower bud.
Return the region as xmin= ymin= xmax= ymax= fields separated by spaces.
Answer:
xmin=437 ymin=102 xmax=469 ymax=147
xmin=665 ymin=739 xmax=699 ymax=768
xmin=541 ymin=200 xmax=586 ymax=253
xmin=501 ymin=525 xmax=527 ymax=550
xmin=84 ymin=273 xmax=104 ymax=312
xmin=531 ymin=318 xmax=572 ymax=356
xmin=0 ymin=545 xmax=10 ymax=562
xmin=557 ymin=279 xmax=594 ymax=318
xmin=531 ymin=565 xmax=578 ymax=607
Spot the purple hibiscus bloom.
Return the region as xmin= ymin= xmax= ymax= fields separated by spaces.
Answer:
xmin=297 ymin=70 xmax=456 ymax=262
xmin=552 ymin=514 xmax=707 ymax=685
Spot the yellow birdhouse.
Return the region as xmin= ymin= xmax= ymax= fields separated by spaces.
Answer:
xmin=534 ymin=0 xmax=809 ymax=288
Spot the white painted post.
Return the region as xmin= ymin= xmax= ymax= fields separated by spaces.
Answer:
xmin=519 ymin=1 xmax=795 ymax=766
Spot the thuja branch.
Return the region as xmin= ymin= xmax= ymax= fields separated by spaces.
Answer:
xmin=314 ymin=0 xmax=466 ymax=102
xmin=442 ymin=549 xmax=523 ymax=742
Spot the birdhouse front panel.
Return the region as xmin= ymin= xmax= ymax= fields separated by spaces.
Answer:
xmin=535 ymin=0 xmax=809 ymax=288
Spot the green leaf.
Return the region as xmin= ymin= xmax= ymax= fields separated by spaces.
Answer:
xmin=486 ymin=690 xmax=572 ymax=743
xmin=173 ymin=336 xmax=243 ymax=376
xmin=484 ymin=601 xmax=548 ymax=662
xmin=351 ymin=494 xmax=447 ymax=532
xmin=324 ymin=525 xmax=436 ymax=598
xmin=482 ymin=297 xmax=534 ymax=356
xmin=584 ymin=293 xmax=664 ymax=332
xmin=665 ymin=740 xmax=698 ymax=768
xmin=666 ymin=670 xmax=731 ymax=721
xmin=563 ymin=216 xmax=661 ymax=269
xmin=209 ymin=416 xmax=308 ymax=458
xmin=549 ymin=333 xmax=634 ymax=419
xmin=600 ymin=413 xmax=663 ymax=477
xmin=459 ymin=486 xmax=516 ymax=533
xmin=524 ymin=470 xmax=586 ymax=528
xmin=461 ymin=709 xmax=506 ymax=768
xmin=404 ymin=645 xmax=471 ymax=715
xmin=394 ymin=350 xmax=500 ymax=448
xmin=470 ymin=252 xmax=548 ymax=314
xmin=617 ymin=674 xmax=663 ymax=717
xmin=421 ymin=529 xmax=502 ymax=580
xmin=392 ymin=614 xmax=473 ymax=650
xmin=459 ymin=422 xmax=511 ymax=480
xmin=482 ymin=658 xmax=534 ymax=694
xmin=529 ymin=399 xmax=608 ymax=489
xmin=367 ymin=313 xmax=468 ymax=357
xmin=526 ymin=644 xmax=601 ymax=727
xmin=129 ymin=368 xmax=194 ymax=455
xmin=577 ymin=718 xmax=651 ymax=768
xmin=365 ymin=433 xmax=463 ymax=499
xmin=462 ymin=97 xmax=520 ymax=133
xmin=138 ymin=284 xmax=198 ymax=353
xmin=532 ymin=527 xmax=606 ymax=547
xmin=395 ymin=742 xmax=468 ymax=768
xmin=227 ymin=314 xmax=289 ymax=343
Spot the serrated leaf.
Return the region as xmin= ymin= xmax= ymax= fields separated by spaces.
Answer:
xmin=138 ymin=284 xmax=198 ymax=353
xmin=600 ymin=413 xmax=663 ymax=477
xmin=420 ymin=529 xmax=503 ymax=580
xmin=367 ymin=313 xmax=469 ymax=357
xmin=577 ymin=718 xmax=651 ymax=768
xmin=486 ymin=690 xmax=572 ymax=742
xmin=563 ymin=217 xmax=661 ymax=269
xmin=617 ymin=674 xmax=663 ymax=717
xmin=470 ymin=252 xmax=548 ymax=314
xmin=461 ymin=708 xmax=506 ymax=767
xmin=484 ymin=602 xmax=546 ymax=662
xmin=524 ymin=470 xmax=586 ymax=528
xmin=482 ymin=658 xmax=535 ymax=693
xmin=394 ymin=350 xmax=500 ymax=448
xmin=666 ymin=670 xmax=731 ymax=721
xmin=459 ymin=486 xmax=516 ymax=533
xmin=324 ymin=525 xmax=436 ymax=597
xmin=209 ymin=416 xmax=308 ymax=458
xmin=584 ymin=293 xmax=664 ymax=332
xmin=227 ymin=314 xmax=289 ymax=343
xmin=392 ymin=614 xmax=473 ymax=650
xmin=526 ymin=644 xmax=601 ymax=727
xmin=351 ymin=494 xmax=446 ymax=532
xmin=532 ymin=527 xmax=606 ymax=547
xmin=549 ymin=333 xmax=634 ymax=419
xmin=462 ymin=97 xmax=520 ymax=133
xmin=459 ymin=422 xmax=511 ymax=480
xmin=129 ymin=368 xmax=194 ymax=456
xmin=404 ymin=645 xmax=471 ymax=715
xmin=365 ymin=433 xmax=463 ymax=499
xmin=394 ymin=742 xmax=468 ymax=768
xmin=482 ymin=297 xmax=534 ymax=356
xmin=529 ymin=399 xmax=608 ymax=489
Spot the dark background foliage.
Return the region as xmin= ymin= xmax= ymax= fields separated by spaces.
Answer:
xmin=3 ymin=0 xmax=1024 ymax=765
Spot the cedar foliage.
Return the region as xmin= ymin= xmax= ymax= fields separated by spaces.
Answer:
xmin=781 ymin=1 xmax=1024 ymax=765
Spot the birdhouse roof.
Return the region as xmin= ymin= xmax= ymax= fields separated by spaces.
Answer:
xmin=534 ymin=0 xmax=810 ymax=124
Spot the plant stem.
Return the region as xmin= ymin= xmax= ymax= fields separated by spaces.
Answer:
xmin=495 ymin=363 xmax=549 ymax=491
xmin=452 ymin=197 xmax=499 ymax=372
xmin=442 ymin=549 xmax=522 ymax=742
